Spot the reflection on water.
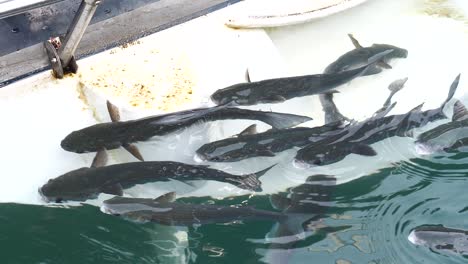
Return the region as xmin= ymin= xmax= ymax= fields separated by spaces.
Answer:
xmin=2 ymin=153 xmax=468 ymax=263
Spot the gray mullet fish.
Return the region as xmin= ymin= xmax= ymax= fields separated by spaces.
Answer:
xmin=294 ymin=74 xmax=461 ymax=167
xmin=101 ymin=192 xmax=287 ymax=226
xmin=60 ymin=101 xmax=312 ymax=161
xmin=408 ymin=224 xmax=468 ymax=257
xmin=210 ymin=50 xmax=393 ymax=106
xmin=39 ymin=152 xmax=275 ymax=203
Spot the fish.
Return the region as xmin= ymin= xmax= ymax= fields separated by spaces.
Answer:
xmin=39 ymin=151 xmax=276 ymax=202
xmin=324 ymin=34 xmax=408 ymax=76
xmin=294 ymin=74 xmax=461 ymax=167
xmin=100 ymin=192 xmax=287 ymax=226
xmin=415 ymin=100 xmax=468 ymax=155
xmin=60 ymin=101 xmax=313 ymax=161
xmin=408 ymin=224 xmax=468 ymax=256
xmin=210 ymin=50 xmax=393 ymax=106
xmin=196 ymin=77 xmax=406 ymax=163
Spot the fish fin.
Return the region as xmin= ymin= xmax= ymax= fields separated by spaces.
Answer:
xmin=367 ymin=49 xmax=393 ymax=65
xmin=238 ymin=124 xmax=257 ymax=136
xmin=258 ymin=112 xmax=312 ymax=129
xmin=377 ymin=61 xmax=392 ymax=69
xmin=232 ymin=164 xmax=277 ymax=192
xmin=452 ymin=100 xmax=468 ymax=121
xmin=258 ymin=149 xmax=276 ymax=157
xmin=106 ymin=100 xmax=121 ymax=122
xmin=440 ymin=74 xmax=461 ymax=110
xmin=123 ymin=144 xmax=144 ymax=161
xmin=388 ymin=77 xmax=408 ymax=93
xmin=91 ymin=148 xmax=108 ymax=168
xmin=269 ymin=194 xmax=291 ymax=210
xmin=347 ymin=33 xmax=363 ymax=49
xmin=362 ymin=65 xmax=383 ymax=76
xmin=351 ymin=144 xmax=377 ymax=156
xmin=245 ymin=69 xmax=251 ymax=83
xmin=153 ymin=192 xmax=176 ymax=203
xmin=265 ymin=95 xmax=287 ymax=103
xmin=102 ymin=183 xmax=123 ymax=196
xmin=373 ymin=101 xmax=397 ymax=119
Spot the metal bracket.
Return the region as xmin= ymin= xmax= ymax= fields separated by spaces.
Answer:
xmin=45 ymin=0 xmax=101 ymax=79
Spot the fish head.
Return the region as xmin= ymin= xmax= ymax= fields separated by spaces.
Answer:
xmin=210 ymin=83 xmax=251 ymax=106
xmin=61 ymin=123 xmax=124 ymax=153
xmin=372 ymin=44 xmax=408 ymax=59
xmin=39 ymin=167 xmax=97 ymax=203
xmin=408 ymin=225 xmax=467 ymax=254
xmin=195 ymin=140 xmax=251 ymax=162
xmin=294 ymin=145 xmax=344 ymax=167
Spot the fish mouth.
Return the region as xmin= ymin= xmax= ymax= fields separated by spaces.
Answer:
xmin=193 ymin=153 xmax=207 ymax=163
xmin=414 ymin=143 xmax=436 ymax=156
xmin=408 ymin=230 xmax=423 ymax=246
xmin=38 ymin=187 xmax=62 ymax=203
xmin=293 ymin=159 xmax=312 ymax=169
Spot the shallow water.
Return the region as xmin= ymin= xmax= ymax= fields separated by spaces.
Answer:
xmin=2 ymin=153 xmax=468 ymax=263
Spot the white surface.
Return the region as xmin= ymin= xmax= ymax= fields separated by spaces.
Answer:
xmin=0 ymin=0 xmax=467 ymax=205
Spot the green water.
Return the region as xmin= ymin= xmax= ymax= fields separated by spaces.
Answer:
xmin=2 ymin=154 xmax=468 ymax=263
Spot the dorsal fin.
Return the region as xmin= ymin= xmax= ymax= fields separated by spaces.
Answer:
xmin=91 ymin=148 xmax=108 ymax=168
xmin=245 ymin=69 xmax=251 ymax=83
xmin=154 ymin=192 xmax=176 ymax=203
xmin=237 ymin=124 xmax=257 ymax=136
xmin=106 ymin=100 xmax=121 ymax=122
xmin=440 ymin=74 xmax=461 ymax=110
xmin=452 ymin=100 xmax=468 ymax=121
xmin=347 ymin=33 xmax=363 ymax=49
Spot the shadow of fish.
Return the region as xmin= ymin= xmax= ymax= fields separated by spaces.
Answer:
xmin=196 ymin=78 xmax=405 ymax=163
xmin=408 ymin=224 xmax=468 ymax=257
xmin=39 ymin=151 xmax=276 ymax=202
xmin=100 ymin=192 xmax=287 ymax=226
xmin=295 ymin=74 xmax=461 ymax=167
xmin=263 ymin=175 xmax=350 ymax=264
xmin=210 ymin=50 xmax=393 ymax=106
xmin=60 ymin=101 xmax=313 ymax=161
xmin=415 ymin=100 xmax=468 ymax=155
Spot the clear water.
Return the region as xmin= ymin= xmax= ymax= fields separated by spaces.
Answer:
xmin=2 ymin=153 xmax=468 ymax=263
xmin=1 ymin=0 xmax=468 ymax=263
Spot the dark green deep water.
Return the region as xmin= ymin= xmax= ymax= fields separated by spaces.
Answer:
xmin=2 ymin=154 xmax=468 ymax=263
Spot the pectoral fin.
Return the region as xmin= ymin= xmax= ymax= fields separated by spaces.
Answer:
xmin=237 ymin=124 xmax=257 ymax=136
xmin=91 ymin=148 xmax=108 ymax=168
xmin=269 ymin=194 xmax=291 ymax=210
xmin=258 ymin=149 xmax=276 ymax=157
xmin=106 ymin=100 xmax=121 ymax=122
xmin=102 ymin=183 xmax=123 ymax=196
xmin=265 ymin=95 xmax=287 ymax=103
xmin=124 ymin=144 xmax=144 ymax=161
xmin=377 ymin=61 xmax=392 ymax=69
xmin=351 ymin=144 xmax=377 ymax=156
xmin=154 ymin=192 xmax=176 ymax=203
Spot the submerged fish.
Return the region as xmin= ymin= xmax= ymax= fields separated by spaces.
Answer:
xmin=197 ymin=78 xmax=405 ymax=163
xmin=60 ymin=101 xmax=312 ymax=161
xmin=408 ymin=225 xmax=468 ymax=256
xmin=324 ymin=34 xmax=408 ymax=76
xmin=294 ymin=74 xmax=461 ymax=167
xmin=210 ymin=50 xmax=393 ymax=106
xmin=415 ymin=100 xmax=468 ymax=155
xmin=101 ymin=192 xmax=287 ymax=226
xmin=39 ymin=151 xmax=275 ymax=202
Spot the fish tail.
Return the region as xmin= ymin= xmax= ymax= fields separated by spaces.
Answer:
xmin=231 ymin=164 xmax=277 ymax=192
xmin=259 ymin=112 xmax=313 ymax=129
xmin=440 ymin=74 xmax=461 ymax=111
